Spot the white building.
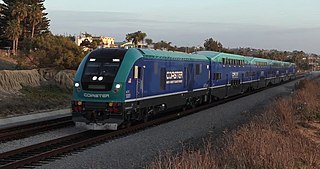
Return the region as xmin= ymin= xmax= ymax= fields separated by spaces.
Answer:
xmin=75 ymin=35 xmax=93 ymax=46
xmin=75 ymin=34 xmax=115 ymax=48
xmin=100 ymin=36 xmax=115 ymax=48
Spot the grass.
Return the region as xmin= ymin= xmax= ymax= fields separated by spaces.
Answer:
xmin=148 ymin=79 xmax=320 ymax=169
xmin=0 ymin=55 xmax=17 ymax=70
xmin=0 ymin=85 xmax=72 ymax=118
xmin=21 ymin=84 xmax=71 ymax=101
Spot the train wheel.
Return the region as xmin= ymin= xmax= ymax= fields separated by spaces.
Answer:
xmin=121 ymin=121 xmax=131 ymax=128
xmin=143 ymin=115 xmax=149 ymax=123
xmin=182 ymin=105 xmax=187 ymax=111
xmin=189 ymin=97 xmax=196 ymax=108
xmin=119 ymin=120 xmax=131 ymax=129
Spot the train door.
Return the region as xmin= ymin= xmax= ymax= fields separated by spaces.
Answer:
xmin=241 ymin=73 xmax=244 ymax=92
xmin=160 ymin=67 xmax=166 ymax=91
xmin=134 ymin=66 xmax=144 ymax=98
xmin=225 ymin=73 xmax=229 ymax=97
xmin=187 ymin=64 xmax=194 ymax=91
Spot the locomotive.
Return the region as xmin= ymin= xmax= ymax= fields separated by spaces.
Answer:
xmin=72 ymin=48 xmax=296 ymax=130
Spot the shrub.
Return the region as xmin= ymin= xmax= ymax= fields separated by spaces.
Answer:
xmin=148 ymin=80 xmax=320 ymax=169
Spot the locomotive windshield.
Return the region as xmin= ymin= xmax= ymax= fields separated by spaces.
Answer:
xmin=84 ymin=61 xmax=120 ymax=78
xmin=81 ymin=49 xmax=127 ymax=91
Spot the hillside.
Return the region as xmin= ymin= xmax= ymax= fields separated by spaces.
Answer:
xmin=0 ymin=69 xmax=75 ymax=118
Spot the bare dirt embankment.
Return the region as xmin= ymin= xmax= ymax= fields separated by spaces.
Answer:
xmin=0 ymin=69 xmax=43 ymax=96
xmin=0 ymin=69 xmax=75 ymax=118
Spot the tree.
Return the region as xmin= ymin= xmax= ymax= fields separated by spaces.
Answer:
xmin=9 ymin=1 xmax=28 ymax=52
xmin=11 ymin=1 xmax=28 ymax=25
xmin=29 ymin=0 xmax=50 ymax=36
xmin=204 ymin=38 xmax=223 ymax=51
xmin=125 ymin=31 xmax=147 ymax=47
xmin=0 ymin=3 xmax=9 ymax=47
xmin=0 ymin=0 xmax=50 ymax=50
xmin=6 ymin=19 xmax=22 ymax=55
xmin=153 ymin=40 xmax=174 ymax=50
xmin=145 ymin=38 xmax=153 ymax=45
xmin=19 ymin=33 xmax=84 ymax=69
xmin=92 ymin=38 xmax=103 ymax=48
xmin=28 ymin=4 xmax=43 ymax=38
xmin=82 ymin=32 xmax=92 ymax=37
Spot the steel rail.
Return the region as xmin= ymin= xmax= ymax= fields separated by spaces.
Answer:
xmin=0 ymin=116 xmax=73 ymax=142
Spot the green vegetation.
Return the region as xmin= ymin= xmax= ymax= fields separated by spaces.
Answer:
xmin=0 ymin=58 xmax=16 ymax=70
xmin=153 ymin=41 xmax=175 ymax=51
xmin=145 ymin=38 xmax=153 ymax=46
xmin=125 ymin=30 xmax=147 ymax=46
xmin=0 ymin=0 xmax=49 ymax=54
xmin=79 ymin=35 xmax=103 ymax=50
xmin=203 ymin=38 xmax=223 ymax=52
xmin=0 ymin=0 xmax=85 ymax=70
xmin=21 ymin=85 xmax=71 ymax=104
xmin=0 ymin=85 xmax=72 ymax=118
xmin=19 ymin=33 xmax=84 ymax=69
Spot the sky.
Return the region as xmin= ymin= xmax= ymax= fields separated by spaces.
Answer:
xmin=4 ymin=0 xmax=320 ymax=54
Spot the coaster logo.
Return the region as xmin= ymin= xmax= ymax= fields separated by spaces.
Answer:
xmin=84 ymin=93 xmax=110 ymax=98
xmin=166 ymin=71 xmax=183 ymax=84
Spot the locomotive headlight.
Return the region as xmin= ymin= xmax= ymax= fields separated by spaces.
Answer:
xmin=98 ymin=76 xmax=104 ymax=81
xmin=74 ymin=83 xmax=80 ymax=88
xmin=92 ymin=76 xmax=98 ymax=81
xmin=115 ymin=84 xmax=121 ymax=89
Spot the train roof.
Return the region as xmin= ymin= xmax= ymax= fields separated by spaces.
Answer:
xmin=194 ymin=51 xmax=221 ymax=58
xmin=138 ymin=49 xmax=208 ymax=61
xmin=195 ymin=51 xmax=251 ymax=63
xmin=196 ymin=51 xmax=296 ymax=66
xmin=249 ymin=57 xmax=272 ymax=64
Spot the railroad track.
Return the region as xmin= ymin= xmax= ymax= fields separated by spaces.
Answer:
xmin=0 ymin=76 xmax=305 ymax=169
xmin=0 ymin=116 xmax=74 ymax=142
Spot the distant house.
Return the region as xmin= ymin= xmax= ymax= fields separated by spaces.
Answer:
xmin=114 ymin=42 xmax=134 ymax=49
xmin=99 ymin=36 xmax=115 ymax=48
xmin=75 ymin=35 xmax=93 ymax=46
xmin=75 ymin=34 xmax=115 ymax=50
xmin=114 ymin=41 xmax=148 ymax=49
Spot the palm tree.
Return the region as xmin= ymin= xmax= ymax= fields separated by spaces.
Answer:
xmin=28 ymin=4 xmax=43 ymax=38
xmin=137 ymin=31 xmax=147 ymax=44
xmin=6 ymin=19 xmax=22 ymax=55
xmin=10 ymin=1 xmax=28 ymax=52
xmin=126 ymin=31 xmax=147 ymax=47
xmin=126 ymin=33 xmax=138 ymax=45
xmin=145 ymin=38 xmax=153 ymax=45
xmin=11 ymin=2 xmax=28 ymax=24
